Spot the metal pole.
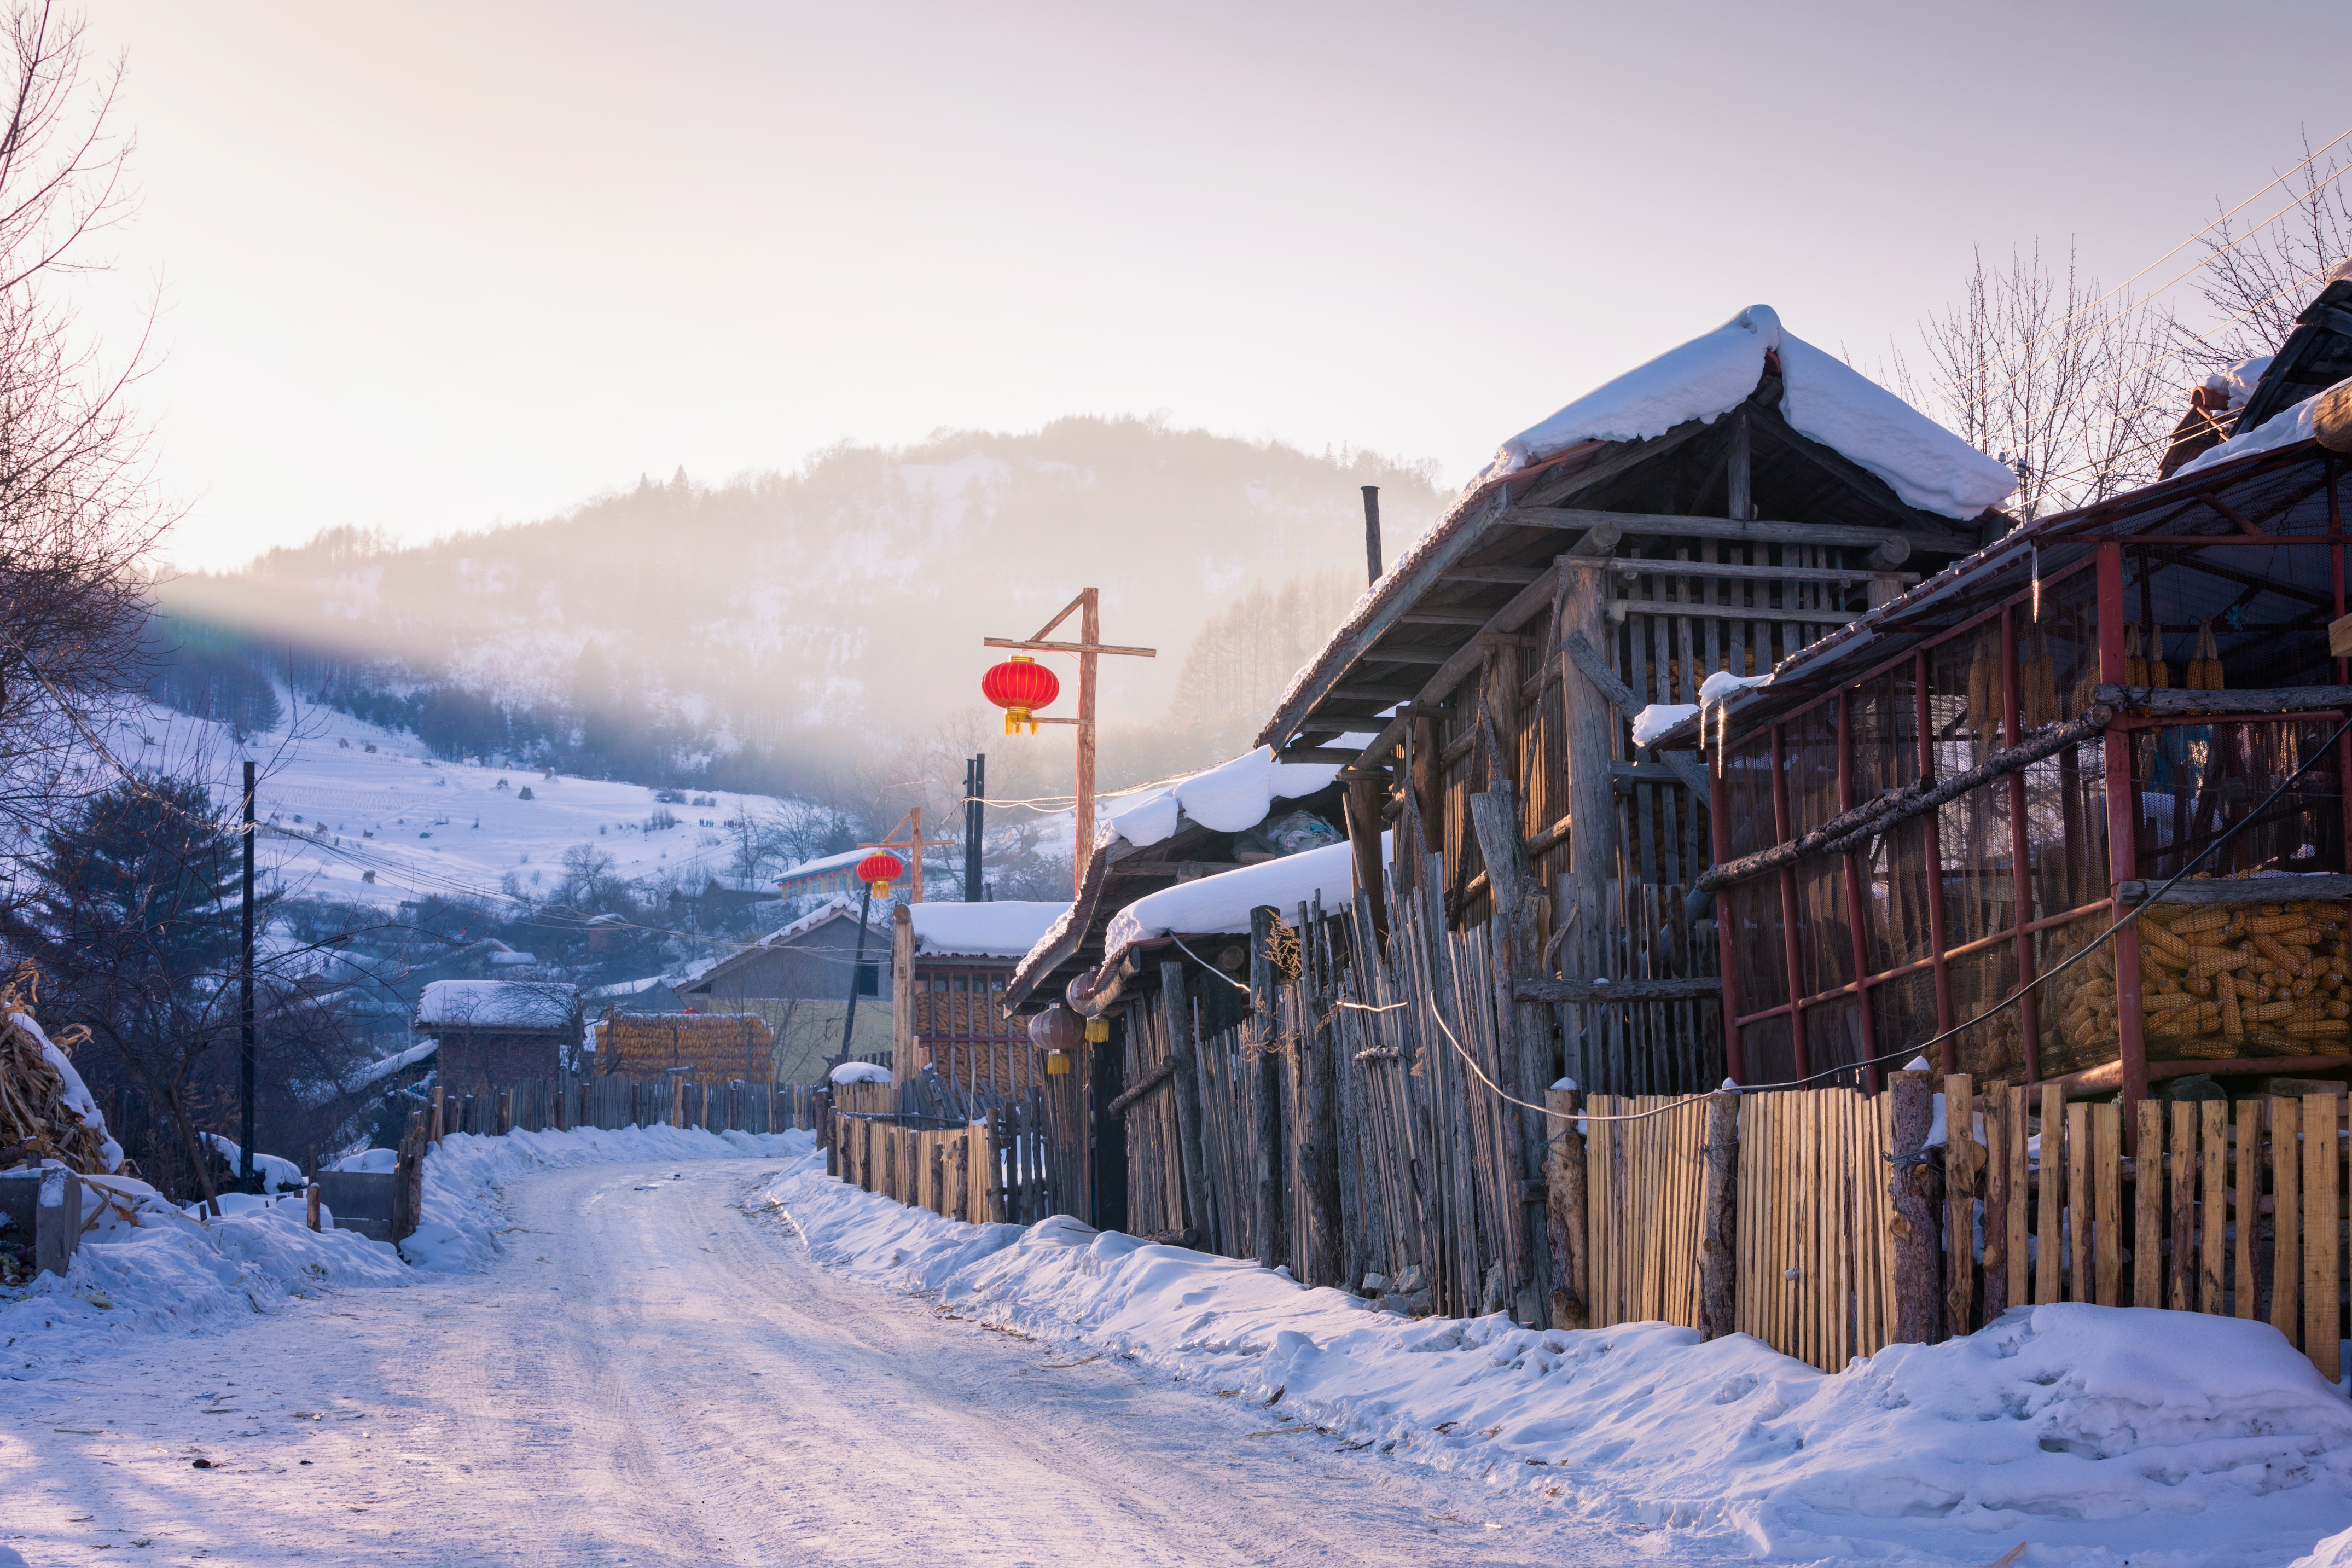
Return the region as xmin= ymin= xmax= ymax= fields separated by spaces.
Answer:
xmin=1361 ymin=485 xmax=1382 ymax=584
xmin=239 ymin=758 xmax=257 ymax=1194
xmin=839 ymin=882 xmax=874 ymax=1066
xmin=965 ymin=753 xmax=985 ymax=903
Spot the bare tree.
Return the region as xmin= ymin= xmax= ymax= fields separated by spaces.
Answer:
xmin=1892 ymin=243 xmax=2179 ymax=521
xmin=0 ymin=4 xmax=166 ymax=870
xmin=2183 ymin=132 xmax=2352 ymax=375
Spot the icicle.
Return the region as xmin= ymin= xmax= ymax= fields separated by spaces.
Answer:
xmin=2030 ymin=542 xmax=2041 ymax=622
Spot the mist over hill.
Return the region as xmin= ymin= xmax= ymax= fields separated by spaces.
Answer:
xmin=152 ymin=417 xmax=1447 ymax=803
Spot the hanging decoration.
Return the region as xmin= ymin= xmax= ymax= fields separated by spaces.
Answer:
xmin=980 ymin=655 xmax=1061 ymax=736
xmin=856 ymin=852 xmax=904 ymax=899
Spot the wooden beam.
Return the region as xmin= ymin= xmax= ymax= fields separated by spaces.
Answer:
xmin=2116 ymin=873 xmax=2352 ymax=905
xmin=1610 ymin=761 xmax=1691 ymax=788
xmin=1398 ymin=609 xmax=1496 ymax=625
xmin=1326 ymin=566 xmax=1566 ymax=774
xmin=1364 ymin=648 xmax=1454 ymax=664
xmin=1330 ymin=681 xmax=1422 ymax=702
xmin=1613 ymin=558 xmax=1919 ymax=586
xmin=1559 ymin=629 xmax=1710 ymax=794
xmin=1440 ymin=565 xmax=1549 ymax=585
xmin=1274 ymin=745 xmax=1367 ymax=765
xmin=1609 ymin=598 xmax=1860 ymax=628
xmin=1501 ymin=506 xmax=1971 ymax=557
xmin=1513 ymin=975 xmax=1723 ymax=1003
xmin=2093 ymin=682 xmax=2352 ymax=716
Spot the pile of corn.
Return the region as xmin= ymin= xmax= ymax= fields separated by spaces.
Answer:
xmin=2043 ymin=895 xmax=2352 ymax=1069
xmin=2140 ymin=898 xmax=2351 ymax=1057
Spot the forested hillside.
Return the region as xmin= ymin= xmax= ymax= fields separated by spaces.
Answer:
xmin=153 ymin=417 xmax=1445 ymax=795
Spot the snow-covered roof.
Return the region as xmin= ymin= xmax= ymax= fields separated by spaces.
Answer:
xmin=1096 ymin=835 xmax=1383 ymax=975
xmin=775 ymin=846 xmax=873 ymax=881
xmin=587 ymin=974 xmax=673 ymax=1000
xmin=907 ymin=901 xmax=1071 ymax=959
xmin=1100 ymin=747 xmax=1342 ymax=849
xmin=415 ymin=979 xmax=579 ymax=1030
xmin=1477 ymin=305 xmax=2018 ymax=520
xmin=2177 ymin=374 xmax=2352 ymax=481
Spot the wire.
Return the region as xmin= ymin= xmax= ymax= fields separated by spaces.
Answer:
xmin=1171 ymin=934 xmax=1251 ymax=992
xmin=1949 ymin=152 xmax=2352 ymax=415
xmin=1943 ymin=130 xmax=2352 ymax=413
xmin=1398 ymin=708 xmax=2352 ymax=1128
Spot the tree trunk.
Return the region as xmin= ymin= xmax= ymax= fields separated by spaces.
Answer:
xmin=1888 ymin=1070 xmax=1943 ymax=1344
xmin=1543 ymin=1084 xmax=1587 ymax=1328
xmin=1249 ymin=904 xmax=1286 ymax=1271
xmin=1698 ymin=1090 xmax=1738 ymax=1340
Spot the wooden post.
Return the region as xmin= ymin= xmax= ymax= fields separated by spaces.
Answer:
xmin=892 ymin=903 xmax=916 ymax=1066
xmin=1944 ymin=1074 xmax=1976 ymax=1336
xmin=1698 ymin=1089 xmax=1738 ymax=1340
xmin=1294 ymin=931 xmax=1344 ymax=1287
xmin=429 ymin=1085 xmax=446 ymax=1143
xmin=1543 ymin=1085 xmax=1588 ymax=1328
xmin=1248 ymin=904 xmax=1286 ymax=1271
xmin=1470 ymin=785 xmax=1555 ymax=1322
xmin=1343 ymin=773 xmax=1390 ymax=944
xmin=1159 ymin=961 xmax=1211 ymax=1245
xmin=1077 ymin=589 xmax=1099 ymax=887
xmin=1888 ymin=1069 xmax=1942 ymax=1344
xmin=1555 ymin=560 xmax=1616 ymax=1008
xmin=1409 ymin=712 xmax=1442 ymax=872
xmin=495 ymin=1088 xmax=510 ymax=1137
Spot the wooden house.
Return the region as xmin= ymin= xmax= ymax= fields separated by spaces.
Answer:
xmin=1646 ymin=349 xmax=2352 ymax=1107
xmin=889 ymin=900 xmax=1070 ymax=1099
xmin=674 ymin=896 xmax=895 ymax=1081
xmin=1255 ymin=304 xmax=2018 ymax=1100
xmin=415 ymin=979 xmax=584 ymax=1088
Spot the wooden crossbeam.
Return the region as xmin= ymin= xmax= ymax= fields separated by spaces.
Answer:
xmin=1501 ymin=506 xmax=1969 ymax=559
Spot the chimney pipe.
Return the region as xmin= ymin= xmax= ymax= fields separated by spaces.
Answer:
xmin=1361 ymin=485 xmax=1381 ymax=585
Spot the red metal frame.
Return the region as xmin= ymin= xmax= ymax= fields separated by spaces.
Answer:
xmin=2096 ymin=543 xmax=2150 ymax=1107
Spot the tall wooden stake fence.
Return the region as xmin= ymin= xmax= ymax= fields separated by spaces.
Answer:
xmin=820 ymin=1082 xmax=1057 ymax=1227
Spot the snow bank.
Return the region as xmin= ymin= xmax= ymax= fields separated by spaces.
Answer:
xmin=194 ymin=1133 xmax=306 ymax=1194
xmin=2177 ymin=374 xmax=2352 ymax=479
xmin=768 ymin=1158 xmax=2352 ymax=1567
xmin=1 ymin=1125 xmax=808 ymax=1374
xmin=1479 ymin=305 xmax=2018 ymax=521
xmin=1102 ymin=747 xmax=1341 ymax=850
xmin=829 ymin=1062 xmax=892 ymax=1086
xmin=1099 ymin=836 xmax=1379 ymax=971
xmin=908 ymin=901 xmax=1071 ymax=959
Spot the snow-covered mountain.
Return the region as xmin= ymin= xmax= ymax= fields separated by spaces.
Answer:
xmin=154 ymin=418 xmax=1445 ymax=786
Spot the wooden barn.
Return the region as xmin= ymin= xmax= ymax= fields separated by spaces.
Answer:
xmin=1647 ymin=344 xmax=2352 ymax=1106
xmin=675 ymin=897 xmax=895 ymax=1079
xmin=415 ymin=979 xmax=585 ymax=1088
xmin=888 ymin=900 xmax=1070 ymax=1100
xmin=1255 ymin=303 xmax=2019 ymax=1101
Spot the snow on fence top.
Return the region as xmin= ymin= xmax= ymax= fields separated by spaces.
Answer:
xmin=829 ymin=1061 xmax=892 ymax=1085
xmin=1476 ymin=304 xmax=2018 ymax=520
xmin=1097 ymin=835 xmax=1382 ymax=972
xmin=416 ymin=979 xmax=580 ymax=1030
xmin=907 ymin=901 xmax=1071 ymax=959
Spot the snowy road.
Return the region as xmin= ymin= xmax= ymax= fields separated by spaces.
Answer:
xmin=2 ymin=1158 xmax=1693 ymax=1566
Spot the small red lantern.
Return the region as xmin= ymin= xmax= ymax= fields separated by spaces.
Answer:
xmin=981 ymin=654 xmax=1060 ymax=736
xmin=856 ymin=852 xmax=903 ymax=899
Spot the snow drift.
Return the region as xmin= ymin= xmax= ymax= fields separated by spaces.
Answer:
xmin=768 ymin=1153 xmax=2352 ymax=1567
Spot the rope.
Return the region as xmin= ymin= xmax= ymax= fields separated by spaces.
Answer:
xmin=1170 ymin=934 xmax=1250 ymax=992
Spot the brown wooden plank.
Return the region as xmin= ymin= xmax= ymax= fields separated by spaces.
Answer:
xmin=2094 ymin=1104 xmax=2122 ymax=1307
xmin=2235 ymin=1099 xmax=2260 ymax=1320
xmin=2307 ymin=1094 xmax=2342 ymax=1384
xmin=2171 ymin=1101 xmax=2196 ymax=1313
xmin=2272 ymin=1097 xmax=2301 ymax=1350
xmin=2200 ymin=1101 xmax=2227 ymax=1314
xmin=1945 ymin=1075 xmax=1976 ymax=1334
xmin=2067 ymin=1102 xmax=2090 ymax=1303
xmin=2135 ymin=1096 xmax=2164 ymax=1310
xmin=2036 ymin=1085 xmax=2062 ymax=1306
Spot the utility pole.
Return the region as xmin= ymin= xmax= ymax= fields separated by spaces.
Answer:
xmin=980 ymin=588 xmax=1155 ymax=893
xmin=963 ymin=754 xmax=985 ymax=903
xmin=239 ymin=758 xmax=257 ymax=1195
xmin=837 ymin=881 xmax=875 ymax=1067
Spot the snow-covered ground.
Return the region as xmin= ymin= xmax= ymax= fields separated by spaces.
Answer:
xmin=10 ymin=1128 xmax=2349 ymax=1566
xmin=116 ymin=698 xmax=799 ymax=909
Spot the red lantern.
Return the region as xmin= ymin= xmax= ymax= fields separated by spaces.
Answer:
xmin=856 ymin=852 xmax=903 ymax=899
xmin=981 ymin=654 xmax=1060 ymax=736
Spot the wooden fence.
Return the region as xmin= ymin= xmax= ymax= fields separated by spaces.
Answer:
xmin=424 ymin=1073 xmax=822 ymax=1137
xmin=821 ymin=1094 xmax=1057 ymax=1226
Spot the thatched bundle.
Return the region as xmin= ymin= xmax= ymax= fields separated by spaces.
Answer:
xmin=0 ymin=963 xmax=115 ymax=1175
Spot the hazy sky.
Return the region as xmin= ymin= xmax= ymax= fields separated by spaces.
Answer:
xmin=74 ymin=1 xmax=2351 ymax=570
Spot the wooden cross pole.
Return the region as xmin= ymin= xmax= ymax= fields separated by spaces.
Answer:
xmin=982 ymin=586 xmax=1155 ymax=893
xmin=858 ymin=806 xmax=960 ymax=904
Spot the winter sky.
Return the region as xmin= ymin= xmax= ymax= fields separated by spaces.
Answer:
xmin=78 ymin=0 xmax=2352 ymax=570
